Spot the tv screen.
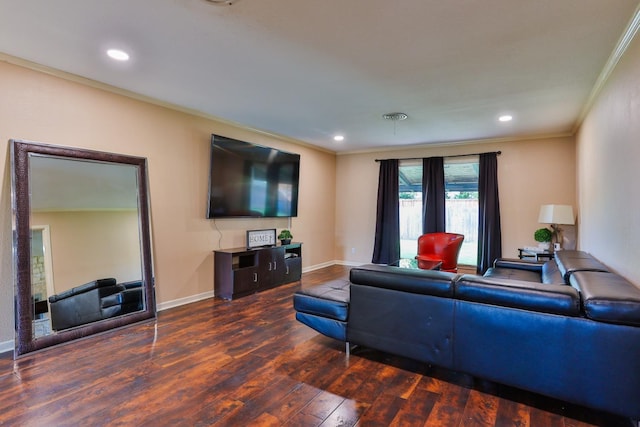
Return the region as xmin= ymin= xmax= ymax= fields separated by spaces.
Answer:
xmin=207 ymin=135 xmax=300 ymax=218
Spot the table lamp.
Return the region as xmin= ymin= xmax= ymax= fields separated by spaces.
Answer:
xmin=538 ymin=204 xmax=575 ymax=250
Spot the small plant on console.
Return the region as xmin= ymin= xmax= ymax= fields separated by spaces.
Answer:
xmin=534 ymin=227 xmax=552 ymax=250
xmin=278 ymin=229 xmax=293 ymax=245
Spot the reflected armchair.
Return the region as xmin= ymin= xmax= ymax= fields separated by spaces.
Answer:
xmin=415 ymin=232 xmax=465 ymax=272
xmin=48 ymin=278 xmax=143 ymax=331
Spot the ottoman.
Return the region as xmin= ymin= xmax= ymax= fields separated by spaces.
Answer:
xmin=293 ymin=279 xmax=350 ymax=349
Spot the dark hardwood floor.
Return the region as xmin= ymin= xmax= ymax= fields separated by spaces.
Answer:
xmin=0 ymin=265 xmax=632 ymax=426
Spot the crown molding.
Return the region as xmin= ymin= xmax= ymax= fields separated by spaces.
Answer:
xmin=573 ymin=3 xmax=640 ymax=132
xmin=336 ymin=131 xmax=574 ymax=157
xmin=0 ymin=52 xmax=334 ymax=155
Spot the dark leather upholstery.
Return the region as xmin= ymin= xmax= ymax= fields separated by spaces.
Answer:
xmin=453 ymin=299 xmax=640 ymax=419
xmin=48 ymin=278 xmax=144 ymax=331
xmin=295 ymin=313 xmax=347 ymax=341
xmin=348 ymin=265 xmax=457 ymax=367
xmin=117 ymin=280 xmax=145 ymax=313
xmin=294 ymin=279 xmax=349 ymax=321
xmin=293 ymin=279 xmax=349 ymax=341
xmin=349 ymin=264 xmax=456 ymax=297
xmin=571 ymin=271 xmax=640 ymax=325
xmin=349 ymin=282 xmax=456 ymax=368
xmin=455 ymin=274 xmax=580 ymax=316
xmin=292 ymin=250 xmax=640 ymax=418
xmin=555 ymin=250 xmax=609 ymax=281
xmin=488 ymin=259 xmax=564 ymax=285
xmin=48 ymin=278 xmax=119 ymax=303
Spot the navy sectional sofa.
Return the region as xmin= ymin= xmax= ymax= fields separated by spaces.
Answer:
xmin=293 ymin=250 xmax=640 ymax=419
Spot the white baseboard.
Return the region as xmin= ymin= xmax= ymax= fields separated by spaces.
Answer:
xmin=0 ymin=339 xmax=14 ymax=355
xmin=334 ymin=260 xmax=365 ymax=267
xmin=156 ymin=290 xmax=214 ymax=312
xmin=303 ymin=260 xmax=365 ymax=273
xmin=302 ymin=260 xmax=335 ymax=273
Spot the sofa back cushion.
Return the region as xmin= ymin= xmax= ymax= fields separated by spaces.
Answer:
xmin=349 ymin=264 xmax=456 ymax=297
xmin=554 ymin=250 xmax=609 ymax=282
xmin=48 ymin=278 xmax=118 ymax=303
xmin=570 ymin=271 xmax=640 ymax=326
xmin=455 ymin=275 xmax=581 ymax=316
xmin=483 ymin=267 xmax=541 ymax=282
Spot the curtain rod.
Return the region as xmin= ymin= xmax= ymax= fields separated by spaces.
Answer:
xmin=374 ymin=150 xmax=501 ymax=162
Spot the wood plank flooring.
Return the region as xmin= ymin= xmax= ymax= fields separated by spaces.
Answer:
xmin=0 ymin=265 xmax=632 ymax=426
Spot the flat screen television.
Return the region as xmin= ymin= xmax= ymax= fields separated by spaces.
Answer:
xmin=207 ymin=134 xmax=300 ymax=218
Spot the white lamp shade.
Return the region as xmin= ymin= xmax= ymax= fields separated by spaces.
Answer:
xmin=538 ymin=204 xmax=575 ymax=225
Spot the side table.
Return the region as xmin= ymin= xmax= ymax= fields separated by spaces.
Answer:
xmin=518 ymin=248 xmax=554 ymax=261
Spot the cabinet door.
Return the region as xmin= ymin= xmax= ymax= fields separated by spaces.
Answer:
xmin=258 ymin=247 xmax=286 ymax=288
xmin=233 ymin=266 xmax=259 ymax=295
xmin=283 ymin=256 xmax=302 ymax=282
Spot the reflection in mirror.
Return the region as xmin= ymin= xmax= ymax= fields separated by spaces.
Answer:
xmin=11 ymin=140 xmax=155 ymax=356
xmin=29 ymin=156 xmax=144 ymax=337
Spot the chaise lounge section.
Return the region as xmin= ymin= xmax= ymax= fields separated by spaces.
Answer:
xmin=293 ymin=250 xmax=640 ymax=419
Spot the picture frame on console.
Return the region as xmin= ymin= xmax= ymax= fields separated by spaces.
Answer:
xmin=247 ymin=229 xmax=276 ymax=249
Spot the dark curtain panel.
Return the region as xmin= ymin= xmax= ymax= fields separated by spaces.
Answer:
xmin=422 ymin=157 xmax=445 ymax=233
xmin=477 ymin=152 xmax=502 ymax=274
xmin=372 ymin=159 xmax=400 ymax=265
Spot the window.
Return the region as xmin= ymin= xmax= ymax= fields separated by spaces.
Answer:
xmin=444 ymin=157 xmax=478 ymax=265
xmin=399 ymin=157 xmax=479 ymax=266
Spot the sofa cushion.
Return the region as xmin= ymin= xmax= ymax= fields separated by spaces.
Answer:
xmin=487 ymin=260 xmax=563 ymax=285
xmin=570 ymin=271 xmax=640 ymax=326
xmin=293 ymin=279 xmax=350 ymax=321
xmin=554 ymin=250 xmax=609 ymax=282
xmin=455 ymin=275 xmax=581 ymax=316
xmin=349 ymin=264 xmax=455 ymax=297
xmin=484 ymin=267 xmax=541 ymax=282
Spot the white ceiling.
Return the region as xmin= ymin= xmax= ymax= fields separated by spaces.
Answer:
xmin=1 ymin=0 xmax=638 ymax=152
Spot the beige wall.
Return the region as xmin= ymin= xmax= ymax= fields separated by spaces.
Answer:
xmin=31 ymin=210 xmax=141 ymax=293
xmin=335 ymin=137 xmax=576 ymax=265
xmin=0 ymin=60 xmax=337 ymax=345
xmin=576 ymin=27 xmax=640 ymax=284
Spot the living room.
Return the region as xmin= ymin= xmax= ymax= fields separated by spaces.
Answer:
xmin=1 ymin=1 xmax=640 ymax=424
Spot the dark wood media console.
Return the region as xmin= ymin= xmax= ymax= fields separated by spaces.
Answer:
xmin=214 ymin=243 xmax=302 ymax=300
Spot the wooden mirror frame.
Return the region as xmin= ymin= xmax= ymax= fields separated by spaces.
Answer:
xmin=11 ymin=139 xmax=156 ymax=356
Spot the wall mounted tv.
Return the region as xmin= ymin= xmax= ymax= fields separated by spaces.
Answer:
xmin=207 ymin=134 xmax=300 ymax=218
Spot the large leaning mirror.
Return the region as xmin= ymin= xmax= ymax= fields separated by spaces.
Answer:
xmin=11 ymin=139 xmax=156 ymax=356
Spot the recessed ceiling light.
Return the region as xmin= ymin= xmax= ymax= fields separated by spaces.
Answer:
xmin=333 ymin=135 xmax=345 ymax=142
xmin=106 ymin=49 xmax=130 ymax=61
xmin=498 ymin=115 xmax=513 ymax=122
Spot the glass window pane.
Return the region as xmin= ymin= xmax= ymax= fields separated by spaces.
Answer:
xmin=398 ymin=157 xmax=479 ymax=268
xmin=445 ymin=157 xmax=478 ymax=266
xmin=399 ymin=160 xmax=422 ymax=265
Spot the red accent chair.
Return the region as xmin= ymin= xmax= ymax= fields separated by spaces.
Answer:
xmin=415 ymin=232 xmax=465 ymax=272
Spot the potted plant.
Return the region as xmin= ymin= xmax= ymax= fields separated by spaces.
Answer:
xmin=278 ymin=229 xmax=293 ymax=245
xmin=534 ymin=227 xmax=552 ymax=250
